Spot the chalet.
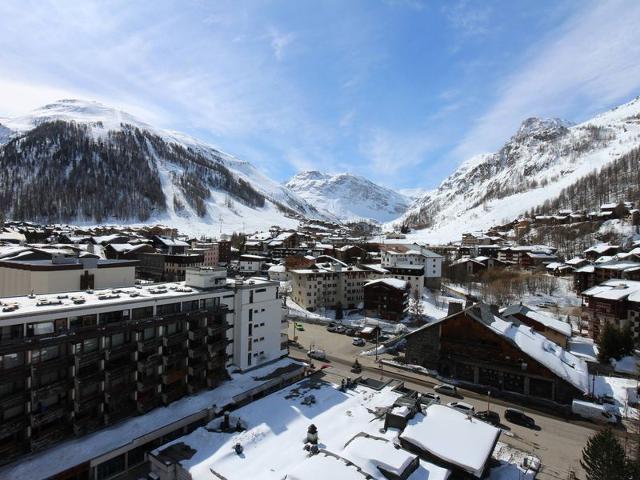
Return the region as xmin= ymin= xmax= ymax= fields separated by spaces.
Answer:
xmin=335 ymin=244 xmax=368 ymax=263
xmin=501 ymin=304 xmax=571 ymax=348
xmin=565 ymin=257 xmax=589 ymax=269
xmin=238 ymin=254 xmax=269 ymax=274
xmin=449 ymin=257 xmax=486 ymax=276
xmin=581 ymin=279 xmax=640 ymax=340
xmin=584 ymin=244 xmax=619 ymax=261
xmin=404 ymin=304 xmax=589 ymax=404
xmin=573 ymin=265 xmax=596 ymax=293
xmin=137 ymin=253 xmax=204 ymax=281
xmin=152 ymin=236 xmax=189 ymax=255
xmin=363 ymin=278 xmax=409 ymax=321
xmin=104 ymin=243 xmax=155 ymax=260
xmin=497 ymin=245 xmax=557 ymax=267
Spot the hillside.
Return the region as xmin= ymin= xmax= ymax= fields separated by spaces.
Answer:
xmin=0 ymin=100 xmax=325 ymax=234
xmin=395 ymin=97 xmax=640 ymax=243
xmin=285 ymin=170 xmax=410 ymax=223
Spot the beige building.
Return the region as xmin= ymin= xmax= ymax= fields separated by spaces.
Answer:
xmin=0 ymin=256 xmax=136 ymax=298
xmin=289 ymin=264 xmax=370 ymax=311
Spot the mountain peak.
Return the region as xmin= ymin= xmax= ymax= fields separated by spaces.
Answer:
xmin=512 ymin=117 xmax=573 ymax=142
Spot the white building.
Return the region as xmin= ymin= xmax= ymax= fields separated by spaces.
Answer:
xmin=238 ymin=254 xmax=269 ymax=274
xmin=380 ymin=244 xmax=443 ymax=288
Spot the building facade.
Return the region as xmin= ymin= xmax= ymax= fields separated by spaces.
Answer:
xmin=0 ymin=268 xmax=286 ymax=466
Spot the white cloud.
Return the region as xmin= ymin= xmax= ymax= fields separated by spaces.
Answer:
xmin=360 ymin=128 xmax=434 ymax=179
xmin=268 ymin=27 xmax=295 ymax=61
xmin=452 ymin=0 xmax=640 ymax=161
xmin=444 ymin=0 xmax=491 ymax=37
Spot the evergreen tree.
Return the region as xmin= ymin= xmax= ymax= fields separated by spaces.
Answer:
xmin=335 ymin=302 xmax=344 ymax=321
xmin=580 ymin=429 xmax=627 ymax=480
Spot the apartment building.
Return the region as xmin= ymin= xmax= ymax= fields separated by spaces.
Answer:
xmin=0 ymin=268 xmax=286 ymax=466
xmin=380 ymin=245 xmax=443 ymax=288
xmin=289 ymin=264 xmax=370 ymax=311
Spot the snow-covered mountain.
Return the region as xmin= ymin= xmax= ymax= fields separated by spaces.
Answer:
xmin=396 ymin=97 xmax=640 ymax=242
xmin=285 ymin=170 xmax=411 ymax=223
xmin=0 ymin=99 xmax=325 ymax=234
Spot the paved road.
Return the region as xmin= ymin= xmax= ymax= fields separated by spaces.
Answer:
xmin=288 ymin=320 xmax=601 ymax=480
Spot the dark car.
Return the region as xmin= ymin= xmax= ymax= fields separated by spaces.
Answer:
xmin=505 ymin=408 xmax=535 ymax=428
xmin=345 ymin=328 xmax=356 ymax=336
xmin=474 ymin=410 xmax=500 ymax=426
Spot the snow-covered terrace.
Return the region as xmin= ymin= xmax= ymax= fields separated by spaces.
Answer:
xmin=150 ymin=379 xmax=452 ymax=480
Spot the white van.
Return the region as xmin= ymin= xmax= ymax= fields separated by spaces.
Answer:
xmin=307 ymin=349 xmax=326 ymax=360
xmin=572 ymin=400 xmax=619 ymax=424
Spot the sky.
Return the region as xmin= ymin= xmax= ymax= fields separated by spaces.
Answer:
xmin=1 ymin=0 xmax=640 ymax=191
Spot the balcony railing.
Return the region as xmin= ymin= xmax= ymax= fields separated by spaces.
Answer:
xmin=30 ymin=355 xmax=71 ymax=373
xmin=207 ymin=339 xmax=226 ymax=355
xmin=162 ymin=331 xmax=188 ymax=347
xmin=162 ymin=368 xmax=187 ymax=385
xmin=104 ymin=342 xmax=136 ymax=361
xmin=74 ymin=349 xmax=102 ymax=368
xmin=30 ymin=427 xmax=65 ymax=451
xmin=0 ymin=417 xmax=27 ymax=439
xmin=31 ymin=405 xmax=67 ymax=427
xmin=31 ymin=379 xmax=69 ymax=402
xmin=137 ymin=337 xmax=161 ymax=353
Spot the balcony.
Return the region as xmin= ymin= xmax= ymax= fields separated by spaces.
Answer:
xmin=207 ymin=339 xmax=226 ymax=355
xmin=162 ymin=368 xmax=187 ymax=385
xmin=188 ymin=328 xmax=207 ymax=341
xmin=136 ymin=395 xmax=161 ymax=414
xmin=30 ymin=355 xmax=71 ymax=374
xmin=0 ymin=438 xmax=28 ymax=465
xmin=137 ymin=337 xmax=161 ymax=353
xmin=105 ymin=382 xmax=135 ymax=403
xmin=73 ymin=415 xmax=102 ymax=436
xmin=162 ymin=352 xmax=186 ymax=367
xmin=188 ymin=362 xmax=206 ymax=377
xmin=104 ymin=401 xmax=135 ymax=425
xmin=30 ymin=426 xmax=65 ymax=451
xmin=74 ymin=349 xmax=102 ymax=368
xmin=188 ymin=344 xmax=207 ymax=360
xmin=104 ymin=342 xmax=136 ymax=361
xmin=31 ymin=405 xmax=67 ymax=428
xmin=137 ymin=353 xmax=161 ymax=372
xmin=31 ymin=379 xmax=69 ymax=403
xmin=0 ymin=389 xmax=28 ymax=408
xmin=0 ymin=417 xmax=27 ymax=439
xmin=74 ymin=369 xmax=103 ymax=387
xmin=161 ymin=384 xmax=187 ymax=405
xmin=207 ymin=324 xmax=227 ymax=336
xmin=104 ymin=364 xmax=132 ymax=385
xmin=163 ymin=331 xmax=187 ymax=347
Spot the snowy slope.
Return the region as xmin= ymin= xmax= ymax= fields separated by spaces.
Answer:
xmin=285 ymin=170 xmax=411 ymax=223
xmin=395 ymin=97 xmax=640 ymax=243
xmin=0 ymin=99 xmax=325 ymax=234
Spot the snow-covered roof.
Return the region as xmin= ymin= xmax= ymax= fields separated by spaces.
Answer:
xmin=575 ymin=265 xmax=595 ymax=273
xmin=155 ymin=236 xmax=189 ymax=247
xmin=501 ymin=304 xmax=572 ymax=337
xmin=583 ymin=279 xmax=640 ymax=301
xmin=584 ymin=244 xmax=618 ymax=254
xmin=400 ymin=405 xmax=500 ymax=478
xmin=267 ymin=264 xmax=286 ymax=273
xmin=565 ymin=257 xmax=587 ymax=265
xmin=364 ymin=278 xmax=408 ymax=290
xmin=240 ymin=254 xmax=268 ymax=261
xmin=147 ymin=381 xmax=449 ymax=480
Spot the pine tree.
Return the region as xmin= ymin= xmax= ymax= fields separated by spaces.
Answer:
xmin=580 ymin=428 xmax=627 ymax=480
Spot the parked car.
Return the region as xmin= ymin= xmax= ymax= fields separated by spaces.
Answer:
xmin=295 ymin=323 xmax=305 ymax=331
xmin=352 ymin=337 xmax=365 ymax=347
xmin=504 ymin=408 xmax=536 ymax=428
xmin=420 ymin=392 xmax=441 ymax=404
xmin=447 ymin=401 xmax=475 ymax=414
xmin=434 ymin=384 xmax=458 ymax=396
xmin=474 ymin=410 xmax=500 ymax=426
xmin=307 ymin=349 xmax=326 ymax=360
xmin=326 ymin=325 xmax=337 ymax=332
xmin=345 ymin=328 xmax=356 ymax=336
xmin=335 ymin=326 xmax=346 ymax=334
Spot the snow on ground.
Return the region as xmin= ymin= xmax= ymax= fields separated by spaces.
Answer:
xmin=0 ymin=359 xmax=304 ymax=480
xmin=420 ymin=289 xmax=452 ymax=322
xmin=591 ymin=375 xmax=639 ymax=420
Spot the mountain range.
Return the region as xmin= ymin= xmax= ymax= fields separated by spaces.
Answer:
xmin=285 ymin=170 xmax=410 ymax=223
xmin=1 ymin=97 xmax=639 ymax=239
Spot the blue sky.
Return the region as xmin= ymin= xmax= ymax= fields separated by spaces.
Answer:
xmin=1 ymin=0 xmax=640 ymax=190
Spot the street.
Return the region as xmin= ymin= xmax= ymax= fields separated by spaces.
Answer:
xmin=287 ymin=320 xmax=602 ymax=480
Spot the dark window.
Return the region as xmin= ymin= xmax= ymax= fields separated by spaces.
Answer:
xmin=70 ymin=314 xmax=98 ymax=330
xmin=100 ymin=310 xmax=126 ymax=325
xmin=132 ymin=306 xmax=153 ymax=320
xmin=96 ymin=454 xmax=126 ymax=480
xmin=157 ymin=303 xmax=181 ymax=315
xmin=0 ymin=352 xmax=24 ymax=370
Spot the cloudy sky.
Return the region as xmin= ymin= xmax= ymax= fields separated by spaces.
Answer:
xmin=1 ymin=0 xmax=639 ymax=190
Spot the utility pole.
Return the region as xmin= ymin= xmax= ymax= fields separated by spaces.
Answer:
xmin=375 ymin=328 xmax=379 ymax=363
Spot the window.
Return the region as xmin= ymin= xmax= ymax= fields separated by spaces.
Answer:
xmin=100 ymin=310 xmax=126 ymax=325
xmin=27 ymin=322 xmax=54 ymax=337
xmin=81 ymin=337 xmax=98 ymax=353
xmin=182 ymin=300 xmax=200 ymax=312
xmin=109 ymin=332 xmax=125 ymax=348
xmin=249 ymin=310 xmax=253 ymax=322
xmin=132 ymin=306 xmax=153 ymax=320
xmin=157 ymin=302 xmax=181 ymax=315
xmin=0 ymin=325 xmax=23 ymax=343
xmin=0 ymin=352 xmax=24 ymax=370
xmin=143 ymin=326 xmax=156 ymax=340
xmin=96 ymin=454 xmax=126 ymax=480
xmin=31 ymin=345 xmax=60 ymax=363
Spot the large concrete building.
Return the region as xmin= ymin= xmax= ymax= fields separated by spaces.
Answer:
xmin=380 ymin=245 xmax=443 ymax=288
xmin=0 ymin=268 xmax=287 ymax=466
xmin=0 ymin=256 xmax=137 ymax=298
